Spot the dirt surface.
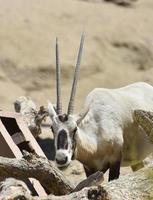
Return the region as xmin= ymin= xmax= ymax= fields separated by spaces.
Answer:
xmin=0 ymin=0 xmax=152 ymax=186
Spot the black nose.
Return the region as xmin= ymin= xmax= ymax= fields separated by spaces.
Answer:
xmin=56 ymin=156 xmax=68 ymax=165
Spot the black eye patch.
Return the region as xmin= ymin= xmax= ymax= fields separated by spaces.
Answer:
xmin=73 ymin=127 xmax=77 ymax=133
xmin=71 ymin=128 xmax=77 ymax=160
xmin=72 ymin=127 xmax=77 ymax=138
xmin=51 ymin=126 xmax=54 ymax=133
xmin=57 ymin=129 xmax=68 ymax=150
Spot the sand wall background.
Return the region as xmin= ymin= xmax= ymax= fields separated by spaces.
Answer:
xmin=0 ymin=0 xmax=153 ymax=112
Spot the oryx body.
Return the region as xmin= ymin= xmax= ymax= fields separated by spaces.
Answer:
xmin=48 ymin=34 xmax=153 ymax=181
xmin=74 ymin=82 xmax=153 ymax=174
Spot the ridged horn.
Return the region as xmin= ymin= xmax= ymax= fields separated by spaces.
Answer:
xmin=56 ymin=38 xmax=62 ymax=114
xmin=67 ymin=33 xmax=85 ymax=115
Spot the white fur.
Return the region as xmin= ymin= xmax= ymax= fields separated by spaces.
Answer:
xmin=75 ymin=82 xmax=153 ymax=170
xmin=49 ymin=82 xmax=153 ymax=171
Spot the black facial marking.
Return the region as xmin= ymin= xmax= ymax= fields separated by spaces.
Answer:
xmin=57 ymin=129 xmax=68 ymax=149
xmin=73 ymin=127 xmax=77 ymax=138
xmin=58 ymin=114 xmax=68 ymax=122
xmin=71 ymin=127 xmax=77 ymax=160
xmin=51 ymin=126 xmax=54 ymax=133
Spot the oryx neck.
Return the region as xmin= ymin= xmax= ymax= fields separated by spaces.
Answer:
xmin=75 ymin=127 xmax=98 ymax=165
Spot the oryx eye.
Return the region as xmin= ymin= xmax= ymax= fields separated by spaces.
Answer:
xmin=51 ymin=126 xmax=55 ymax=134
xmin=73 ymin=127 xmax=77 ymax=133
xmin=72 ymin=127 xmax=77 ymax=139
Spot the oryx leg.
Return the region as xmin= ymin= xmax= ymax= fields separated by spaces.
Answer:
xmin=108 ymin=152 xmax=122 ymax=181
xmin=84 ymin=163 xmax=109 ymax=177
xmin=83 ymin=166 xmax=95 ymax=177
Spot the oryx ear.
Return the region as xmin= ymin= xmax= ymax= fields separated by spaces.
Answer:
xmin=75 ymin=107 xmax=89 ymax=125
xmin=47 ymin=101 xmax=57 ymax=119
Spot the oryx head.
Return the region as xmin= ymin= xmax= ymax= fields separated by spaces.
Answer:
xmin=48 ymin=33 xmax=88 ymax=168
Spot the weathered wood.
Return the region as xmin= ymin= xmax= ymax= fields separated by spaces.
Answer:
xmin=1 ymin=164 xmax=153 ymax=199
xmin=0 ymin=151 xmax=74 ymax=195
xmin=0 ymin=178 xmax=32 ymax=200
xmin=73 ymin=171 xmax=104 ymax=192
xmin=0 ymin=152 xmax=105 ymax=196
xmin=133 ymin=109 xmax=153 ymax=142
xmin=0 ymin=177 xmax=106 ymax=200
xmin=104 ymin=165 xmax=153 ymax=200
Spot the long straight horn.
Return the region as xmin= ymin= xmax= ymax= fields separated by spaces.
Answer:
xmin=56 ymin=38 xmax=62 ymax=114
xmin=67 ymin=33 xmax=85 ymax=115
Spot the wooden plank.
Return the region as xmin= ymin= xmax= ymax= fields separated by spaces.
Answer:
xmin=0 ymin=112 xmax=47 ymax=197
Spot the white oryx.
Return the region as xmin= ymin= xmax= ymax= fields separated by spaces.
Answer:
xmin=48 ymin=34 xmax=153 ymax=181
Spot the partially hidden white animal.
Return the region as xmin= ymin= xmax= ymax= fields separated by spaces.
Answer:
xmin=48 ymin=34 xmax=153 ymax=181
xmin=14 ymin=96 xmax=48 ymax=138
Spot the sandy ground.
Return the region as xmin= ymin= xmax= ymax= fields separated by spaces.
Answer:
xmin=0 ymin=0 xmax=153 ymax=186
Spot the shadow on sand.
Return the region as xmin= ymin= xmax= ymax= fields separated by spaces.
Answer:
xmin=37 ymin=137 xmax=55 ymax=160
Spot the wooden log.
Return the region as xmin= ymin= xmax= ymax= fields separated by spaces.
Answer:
xmin=47 ymin=165 xmax=153 ymax=200
xmin=0 ymin=151 xmax=105 ymax=196
xmin=0 ymin=151 xmax=74 ymax=195
xmin=133 ymin=109 xmax=153 ymax=142
xmin=0 ymin=178 xmax=32 ymax=200
xmin=72 ymin=171 xmax=104 ymax=192
xmin=1 ymin=163 xmax=153 ymax=200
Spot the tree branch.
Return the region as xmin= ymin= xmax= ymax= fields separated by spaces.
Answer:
xmin=1 ymin=163 xmax=153 ymax=199
xmin=0 ymin=151 xmax=74 ymax=195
